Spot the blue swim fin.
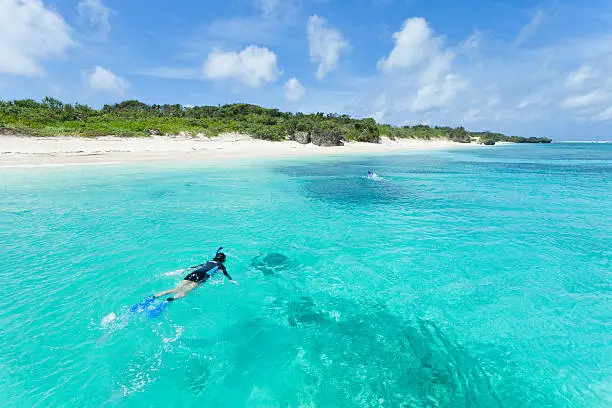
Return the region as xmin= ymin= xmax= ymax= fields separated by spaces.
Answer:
xmin=130 ymin=296 xmax=155 ymax=313
xmin=146 ymin=300 xmax=169 ymax=319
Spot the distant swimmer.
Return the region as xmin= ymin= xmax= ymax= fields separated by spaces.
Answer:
xmin=366 ymin=169 xmax=378 ymax=178
xmin=154 ymin=248 xmax=238 ymax=302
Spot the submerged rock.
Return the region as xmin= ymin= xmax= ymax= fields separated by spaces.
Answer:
xmin=185 ymin=355 xmax=211 ymax=395
xmin=250 ymin=252 xmax=290 ymax=275
xmin=287 ymin=296 xmax=326 ymax=327
xmin=213 ymin=295 xmax=557 ymax=407
xmin=401 ymin=319 xmax=504 ymax=407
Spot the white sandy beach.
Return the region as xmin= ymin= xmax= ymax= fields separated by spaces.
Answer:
xmin=0 ymin=134 xmax=479 ymax=167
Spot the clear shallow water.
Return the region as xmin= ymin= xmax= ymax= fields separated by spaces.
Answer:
xmin=0 ymin=144 xmax=610 ymax=407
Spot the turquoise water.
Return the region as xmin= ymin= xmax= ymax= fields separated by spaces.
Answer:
xmin=1 ymin=144 xmax=610 ymax=407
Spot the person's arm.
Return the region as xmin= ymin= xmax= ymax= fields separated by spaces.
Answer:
xmin=221 ymin=265 xmax=239 ymax=285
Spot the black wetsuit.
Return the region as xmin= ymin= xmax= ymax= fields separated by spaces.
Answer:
xmin=184 ymin=260 xmax=232 ymax=283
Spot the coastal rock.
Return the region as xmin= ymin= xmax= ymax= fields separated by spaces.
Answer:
xmin=311 ymin=128 xmax=344 ymax=147
xmin=293 ymin=131 xmax=311 ymax=144
xmin=0 ymin=127 xmax=17 ymax=136
xmin=147 ymin=129 xmax=161 ymax=136
xmin=482 ymin=140 xmax=496 ymax=145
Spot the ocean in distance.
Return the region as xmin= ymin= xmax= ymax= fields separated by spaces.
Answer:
xmin=0 ymin=143 xmax=610 ymax=407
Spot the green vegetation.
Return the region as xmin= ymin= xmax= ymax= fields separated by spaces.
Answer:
xmin=0 ymin=97 xmax=552 ymax=144
xmin=377 ymin=125 xmax=551 ymax=144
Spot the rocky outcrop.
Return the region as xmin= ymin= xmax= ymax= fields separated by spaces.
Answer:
xmin=293 ymin=131 xmax=311 ymax=144
xmin=290 ymin=129 xmax=343 ymax=146
xmin=310 ymin=128 xmax=344 ymax=146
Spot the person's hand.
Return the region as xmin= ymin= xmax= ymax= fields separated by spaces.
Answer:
xmin=230 ymin=280 xmax=239 ymax=286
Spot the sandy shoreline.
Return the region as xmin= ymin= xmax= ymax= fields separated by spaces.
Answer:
xmin=0 ymin=134 xmax=481 ymax=167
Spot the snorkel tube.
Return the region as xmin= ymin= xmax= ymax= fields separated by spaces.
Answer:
xmin=214 ymin=246 xmax=227 ymax=263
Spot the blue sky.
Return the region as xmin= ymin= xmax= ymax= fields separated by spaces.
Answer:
xmin=1 ymin=0 xmax=612 ymax=140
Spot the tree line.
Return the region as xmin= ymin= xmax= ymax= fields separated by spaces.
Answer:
xmin=0 ymin=97 xmax=552 ymax=144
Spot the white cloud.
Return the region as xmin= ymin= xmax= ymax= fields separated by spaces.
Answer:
xmin=514 ymin=10 xmax=544 ymax=47
xmin=412 ymin=74 xmax=468 ymax=112
xmin=565 ymin=65 xmax=597 ymax=88
xmin=284 ymin=77 xmax=305 ymax=101
xmin=562 ymin=90 xmax=607 ymax=109
xmin=87 ymin=66 xmax=130 ymax=95
xmin=203 ymin=46 xmax=281 ymax=87
xmin=78 ymin=0 xmax=111 ymax=38
xmin=307 ymin=15 xmax=349 ymax=80
xmin=378 ymin=17 xmax=442 ymax=72
xmin=286 ymin=8 xmax=612 ymax=140
xmin=418 ymin=51 xmax=455 ymax=85
xmin=0 ymin=0 xmax=73 ymax=76
xmin=377 ymin=17 xmax=466 ymax=113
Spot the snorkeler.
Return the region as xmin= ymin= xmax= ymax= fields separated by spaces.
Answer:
xmin=153 ymin=249 xmax=238 ymax=302
xmin=367 ymin=169 xmax=377 ymax=178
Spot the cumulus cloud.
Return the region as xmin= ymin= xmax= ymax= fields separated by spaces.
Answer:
xmin=378 ymin=17 xmax=442 ymax=72
xmin=284 ymin=78 xmax=305 ymax=101
xmin=87 ymin=66 xmax=130 ymax=95
xmin=296 ymin=8 xmax=612 ymax=139
xmin=307 ymin=15 xmax=348 ymax=80
xmin=78 ymin=0 xmax=112 ymax=38
xmin=377 ymin=17 xmax=465 ymax=113
xmin=0 ymin=0 xmax=73 ymax=76
xmin=418 ymin=51 xmax=455 ymax=85
xmin=203 ymin=46 xmax=281 ymax=87
xmin=412 ymin=74 xmax=468 ymax=112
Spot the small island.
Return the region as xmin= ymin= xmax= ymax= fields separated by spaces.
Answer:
xmin=0 ymin=98 xmax=552 ymax=146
